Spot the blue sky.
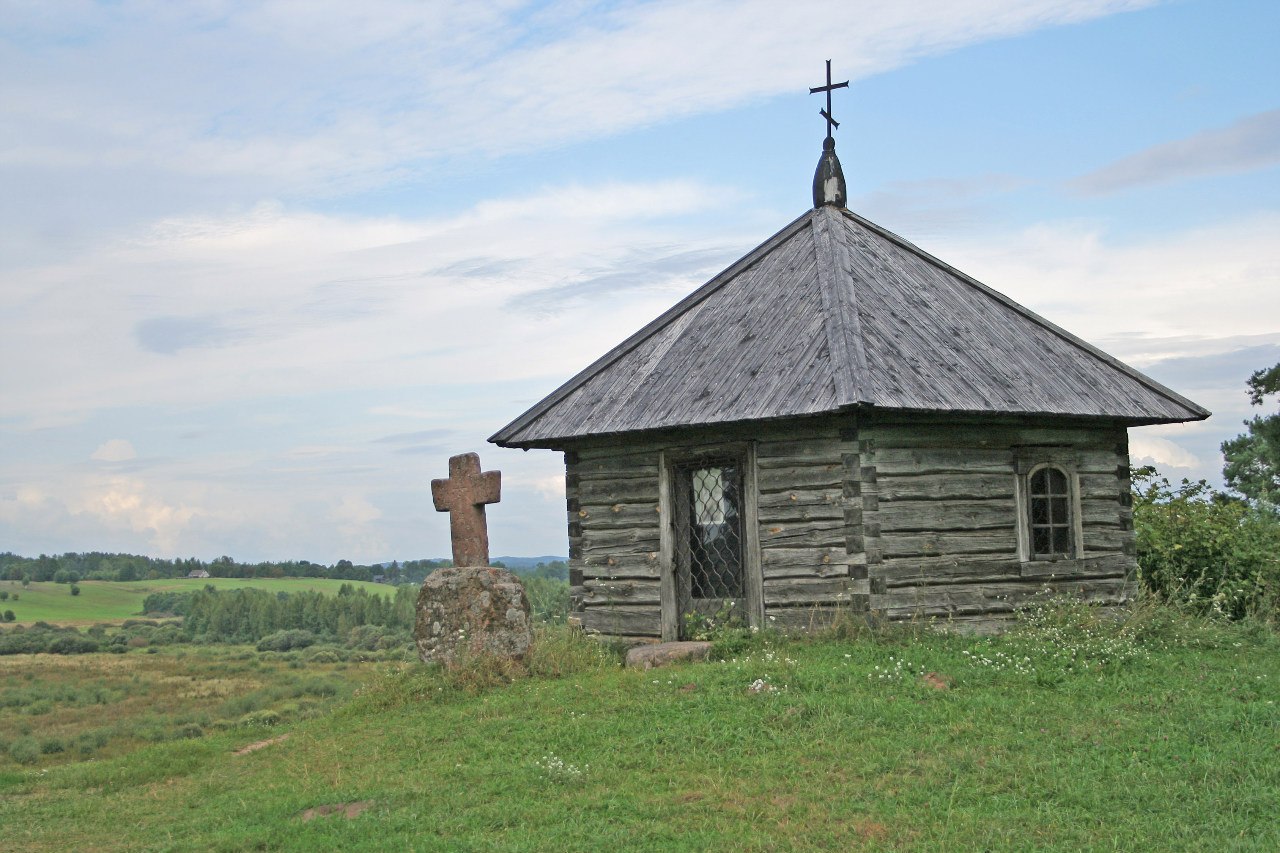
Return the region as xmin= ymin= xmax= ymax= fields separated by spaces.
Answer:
xmin=2 ymin=0 xmax=1278 ymax=563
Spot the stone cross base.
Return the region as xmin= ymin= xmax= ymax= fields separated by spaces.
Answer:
xmin=414 ymin=566 xmax=533 ymax=666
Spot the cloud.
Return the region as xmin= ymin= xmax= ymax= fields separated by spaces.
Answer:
xmin=135 ymin=314 xmax=250 ymax=355
xmin=853 ymin=174 xmax=1030 ymax=237
xmin=0 ymin=181 xmax=753 ymax=428
xmin=1130 ymin=435 xmax=1201 ymax=470
xmin=1072 ymin=109 xmax=1280 ymax=195
xmin=926 ymin=211 xmax=1280 ymax=356
xmin=0 ymin=1 xmax=1157 ymax=216
xmin=91 ymin=439 xmax=137 ymax=462
xmin=506 ymin=245 xmax=737 ymax=314
xmin=373 ymin=430 xmax=453 ymax=445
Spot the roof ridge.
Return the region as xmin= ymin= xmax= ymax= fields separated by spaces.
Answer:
xmin=489 ymin=210 xmax=819 ymax=445
xmin=832 ymin=208 xmax=1210 ymax=420
xmin=810 ymin=206 xmax=867 ymax=407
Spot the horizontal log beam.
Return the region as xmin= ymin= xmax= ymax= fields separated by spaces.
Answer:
xmin=759 ymin=519 xmax=846 ymax=549
xmin=760 ymin=547 xmax=849 ymax=579
xmin=578 ymin=606 xmax=661 ymax=637
xmin=880 ymin=530 xmax=1017 ymax=558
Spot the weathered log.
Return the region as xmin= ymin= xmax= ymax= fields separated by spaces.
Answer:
xmin=757 ymin=463 xmax=844 ymax=493
xmin=876 ymin=577 xmax=1132 ymax=614
xmin=880 ymin=529 xmax=1017 ymax=558
xmin=578 ymin=606 xmax=662 ymax=637
xmin=877 ymin=472 xmax=1015 ymax=501
xmin=764 ymin=605 xmax=868 ymax=634
xmin=861 ymin=423 xmax=1121 ymax=450
xmin=877 ymin=499 xmax=1016 ymax=533
xmin=581 ymin=552 xmax=661 ymax=579
xmin=758 ymin=519 xmax=846 ymax=549
xmin=580 ymin=527 xmax=662 ymax=555
xmin=574 ymin=502 xmax=662 ymax=530
xmin=574 ymin=477 xmax=660 ymax=504
xmin=762 ymin=577 xmax=856 ymax=606
xmin=582 ymin=578 xmax=662 ymax=606
xmin=760 ymin=547 xmax=849 ymax=578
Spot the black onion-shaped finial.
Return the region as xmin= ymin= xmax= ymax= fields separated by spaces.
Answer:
xmin=813 ymin=136 xmax=847 ymax=208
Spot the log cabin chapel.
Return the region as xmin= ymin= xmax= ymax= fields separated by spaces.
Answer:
xmin=489 ymin=64 xmax=1209 ymax=640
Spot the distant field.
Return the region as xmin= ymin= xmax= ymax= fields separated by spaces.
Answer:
xmin=0 ymin=578 xmax=396 ymax=626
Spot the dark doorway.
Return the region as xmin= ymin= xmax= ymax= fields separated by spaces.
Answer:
xmin=673 ymin=458 xmax=745 ymax=636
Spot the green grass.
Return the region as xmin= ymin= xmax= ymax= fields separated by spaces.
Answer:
xmin=1 ymin=578 xmax=394 ymax=626
xmin=1 ymin=609 xmax=1277 ymax=851
xmin=0 ymin=644 xmax=383 ymax=774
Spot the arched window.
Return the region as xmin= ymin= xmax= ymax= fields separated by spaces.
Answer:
xmin=1028 ymin=466 xmax=1073 ymax=558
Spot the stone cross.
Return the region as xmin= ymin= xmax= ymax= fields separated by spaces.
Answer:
xmin=431 ymin=452 xmax=501 ymax=567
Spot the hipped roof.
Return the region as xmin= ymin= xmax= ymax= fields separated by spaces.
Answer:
xmin=491 ymin=206 xmax=1208 ymax=449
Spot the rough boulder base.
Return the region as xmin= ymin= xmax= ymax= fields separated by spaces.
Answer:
xmin=625 ymin=641 xmax=712 ymax=670
xmin=414 ymin=566 xmax=533 ymax=666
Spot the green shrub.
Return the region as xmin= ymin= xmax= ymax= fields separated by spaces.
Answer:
xmin=47 ymin=635 xmax=99 ymax=654
xmin=256 ymin=629 xmax=319 ymax=652
xmin=238 ymin=709 xmax=281 ymax=727
xmin=70 ymin=584 xmax=81 ymax=596
xmin=8 ymin=737 xmax=40 ymax=765
xmin=1 ymin=610 xmax=14 ymax=623
xmin=523 ymin=575 xmax=571 ymax=623
xmin=301 ymin=646 xmax=342 ymax=663
xmin=39 ymin=737 xmax=66 ymax=755
xmin=1134 ymin=468 xmax=1280 ymax=621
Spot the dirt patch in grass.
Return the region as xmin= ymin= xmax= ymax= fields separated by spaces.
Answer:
xmin=233 ymin=734 xmax=289 ymax=756
xmin=920 ymin=671 xmax=952 ymax=690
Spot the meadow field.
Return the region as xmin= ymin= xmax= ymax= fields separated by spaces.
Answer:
xmin=1 ymin=602 xmax=1277 ymax=852
xmin=1 ymin=577 xmax=392 ymax=626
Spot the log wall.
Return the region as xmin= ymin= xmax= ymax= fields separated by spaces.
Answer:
xmin=860 ymin=416 xmax=1137 ymax=633
xmin=564 ymin=420 xmax=867 ymax=639
xmin=564 ymin=414 xmax=1137 ymax=638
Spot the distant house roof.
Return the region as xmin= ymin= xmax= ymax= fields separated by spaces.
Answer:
xmin=491 ymin=205 xmax=1208 ymax=449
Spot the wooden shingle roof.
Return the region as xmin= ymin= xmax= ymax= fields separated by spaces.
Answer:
xmin=490 ymin=206 xmax=1208 ymax=449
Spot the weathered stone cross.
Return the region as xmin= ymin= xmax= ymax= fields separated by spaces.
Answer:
xmin=431 ymin=452 xmax=501 ymax=567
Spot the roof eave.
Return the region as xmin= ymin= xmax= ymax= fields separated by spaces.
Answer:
xmin=490 ymin=402 xmax=1211 ymax=451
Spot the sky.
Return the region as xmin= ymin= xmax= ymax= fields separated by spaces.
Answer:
xmin=2 ymin=0 xmax=1278 ymax=564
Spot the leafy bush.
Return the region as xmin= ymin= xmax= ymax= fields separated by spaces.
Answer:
xmin=238 ymin=709 xmax=281 ymax=727
xmin=523 ymin=575 xmax=570 ymax=624
xmin=47 ymin=635 xmax=100 ymax=654
xmin=8 ymin=737 xmax=40 ymax=765
xmin=301 ymin=646 xmax=342 ymax=663
xmin=1 ymin=610 xmax=14 ymax=623
xmin=256 ymin=629 xmax=319 ymax=652
xmin=1134 ymin=468 xmax=1280 ymax=621
xmin=70 ymin=584 xmax=81 ymax=596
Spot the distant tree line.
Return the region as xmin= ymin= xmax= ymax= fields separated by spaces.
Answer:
xmin=152 ymin=583 xmax=416 ymax=643
xmin=0 ymin=584 xmax=416 ymax=655
xmin=0 ymin=552 xmax=452 ymax=585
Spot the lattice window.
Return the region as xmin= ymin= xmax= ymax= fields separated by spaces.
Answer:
xmin=674 ymin=461 xmax=744 ymax=600
xmin=1028 ymin=466 xmax=1073 ymax=558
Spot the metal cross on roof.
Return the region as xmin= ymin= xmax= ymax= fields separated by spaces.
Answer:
xmin=809 ymin=59 xmax=849 ymax=140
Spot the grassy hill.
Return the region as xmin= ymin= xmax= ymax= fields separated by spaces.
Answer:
xmin=2 ymin=604 xmax=1277 ymax=851
xmin=1 ymin=577 xmax=394 ymax=626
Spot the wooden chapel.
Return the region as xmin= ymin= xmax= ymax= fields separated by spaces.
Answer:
xmin=489 ymin=69 xmax=1208 ymax=639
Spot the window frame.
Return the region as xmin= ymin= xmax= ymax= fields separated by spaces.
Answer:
xmin=1013 ymin=449 xmax=1085 ymax=566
